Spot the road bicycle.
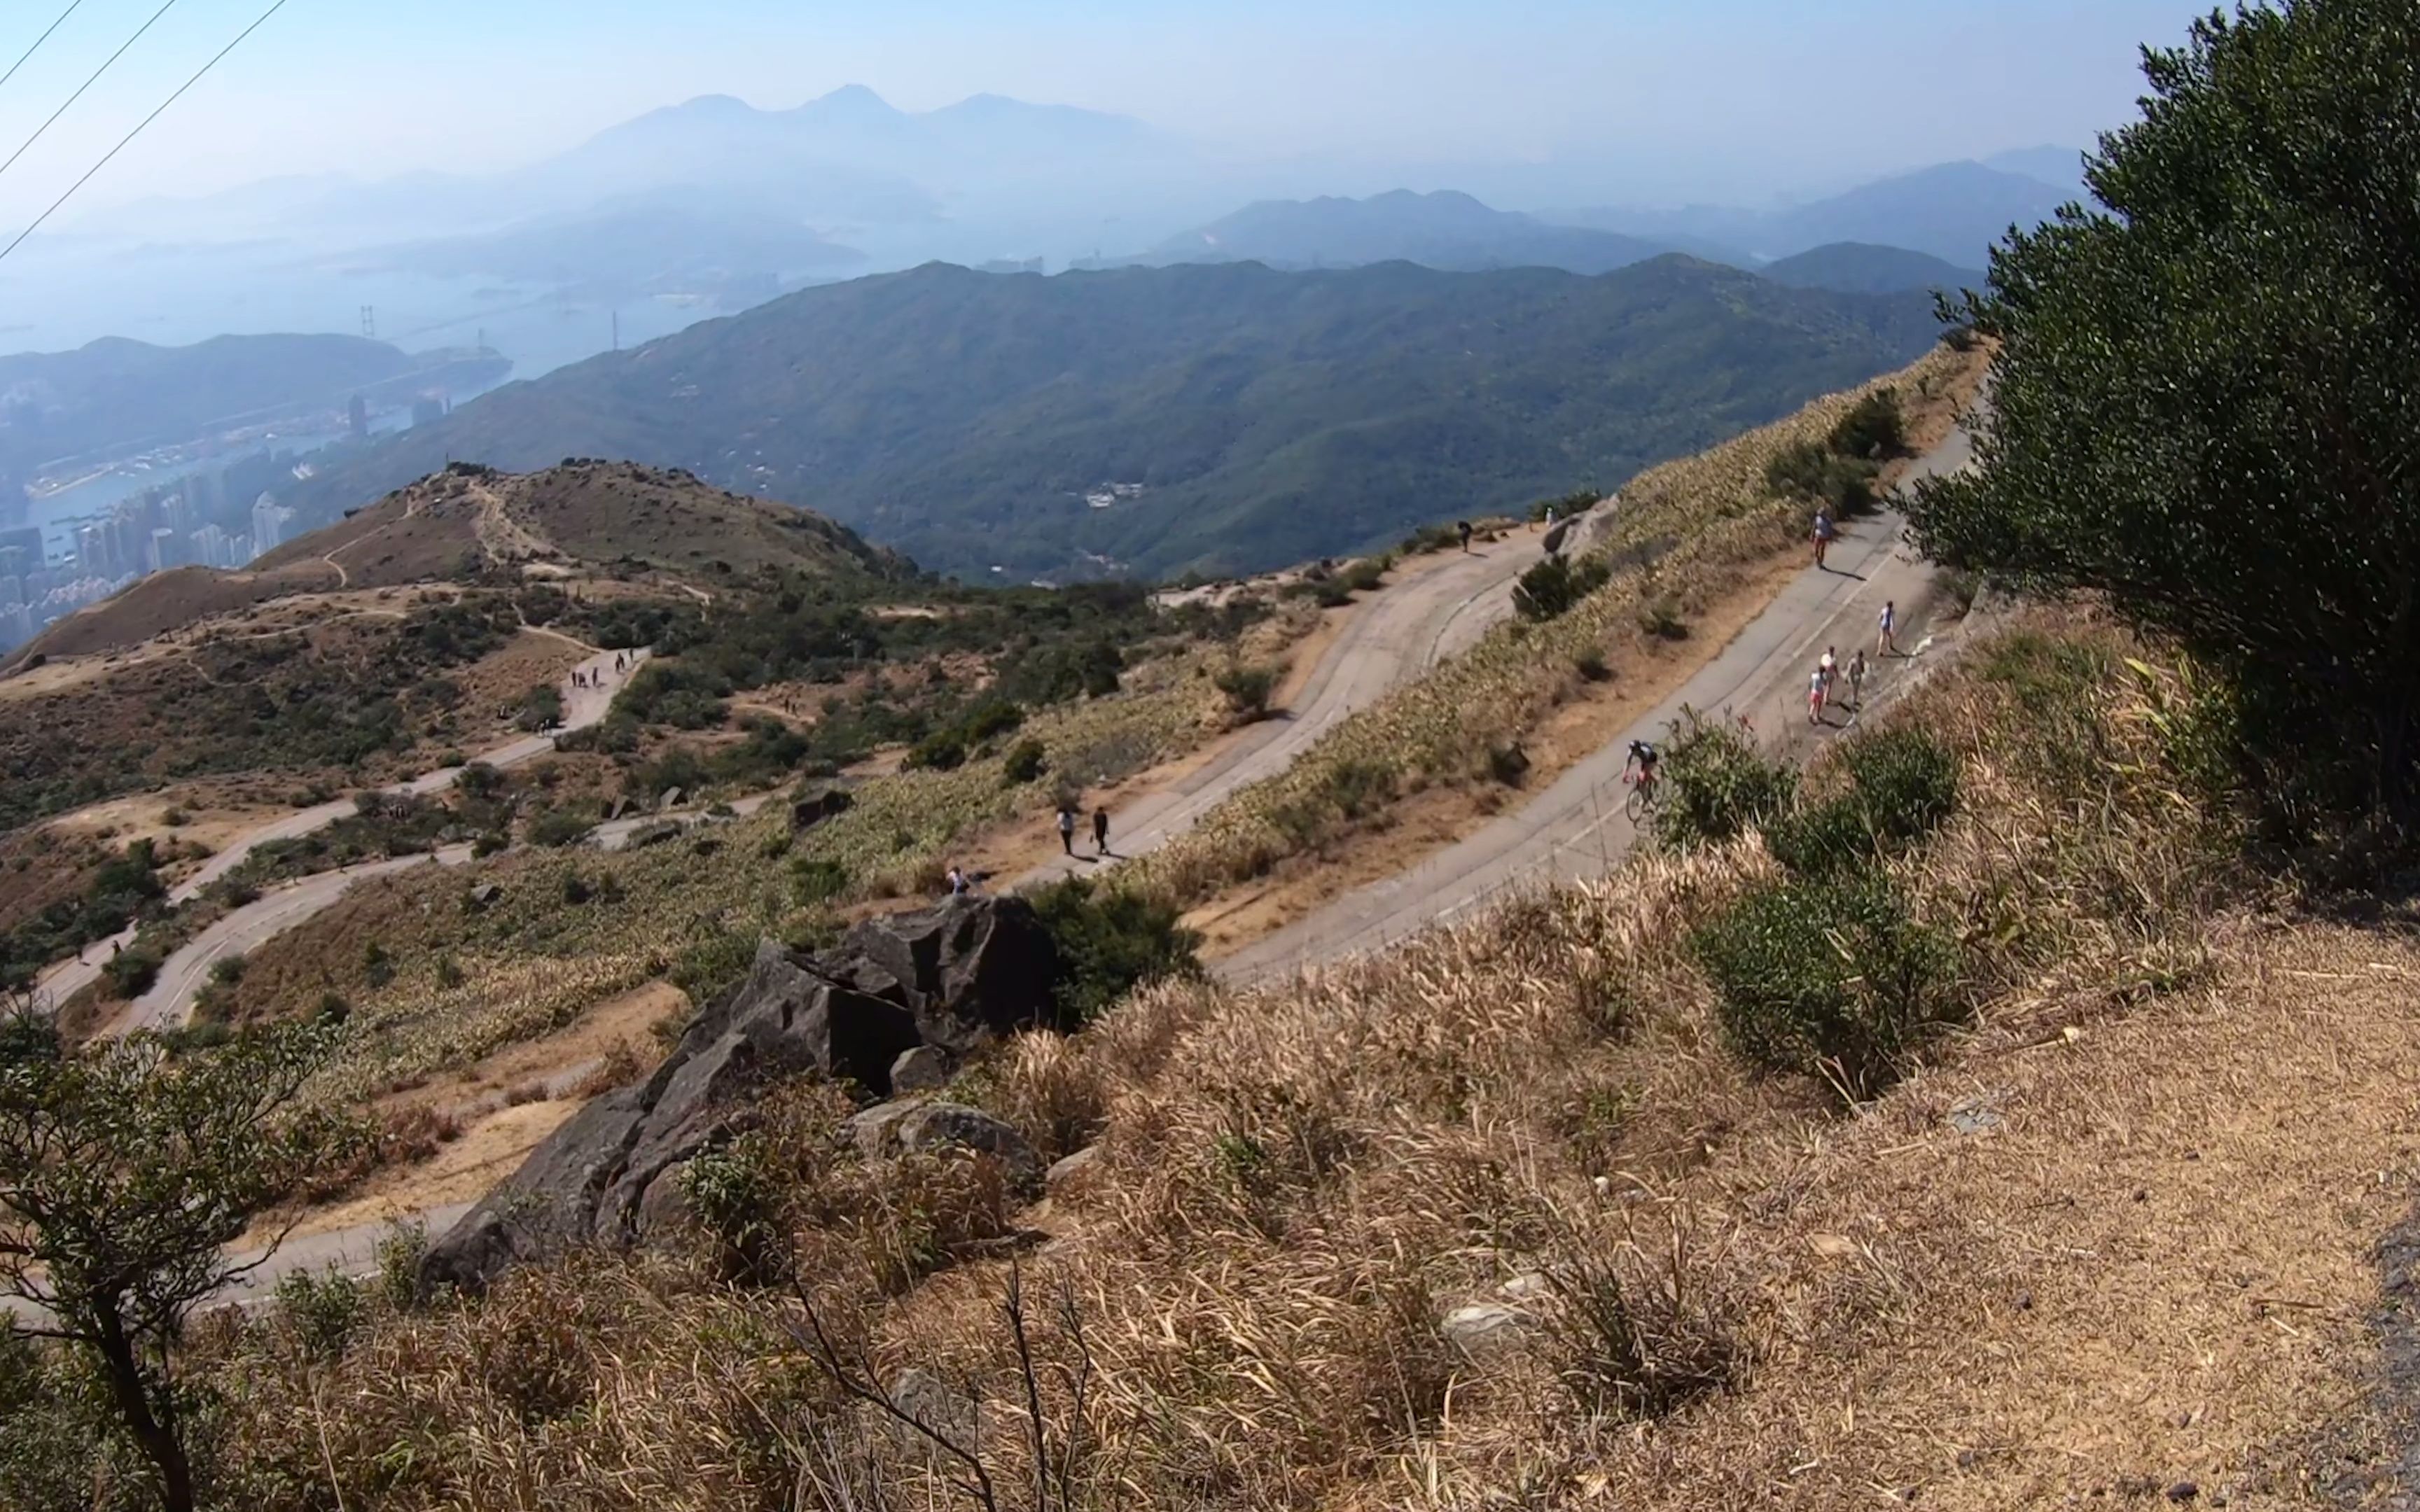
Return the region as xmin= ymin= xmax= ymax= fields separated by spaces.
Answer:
xmin=1622 ymin=766 xmax=1660 ymax=822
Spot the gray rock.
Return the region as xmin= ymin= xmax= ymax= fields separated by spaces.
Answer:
xmin=885 ymin=1368 xmax=980 ymax=1457
xmin=1440 ymin=1303 xmax=1534 ymax=1362
xmin=1045 ymin=1144 xmax=1101 ymax=1191
xmin=843 ymin=895 xmax=1062 ymax=1052
xmin=889 ymin=1044 xmax=954 ymax=1093
xmin=657 ymin=786 xmax=684 ymax=813
xmin=466 ymin=882 xmax=502 ymax=911
xmin=846 ymin=1098 xmax=1041 ymax=1184
xmin=419 ymin=896 xmax=1059 ymax=1295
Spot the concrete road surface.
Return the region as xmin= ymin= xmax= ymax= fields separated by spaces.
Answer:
xmin=1016 ymin=528 xmax=1557 ymax=889
xmin=34 ymin=645 xmax=647 ymax=1013
xmin=1218 ymin=418 xmax=1979 ymax=983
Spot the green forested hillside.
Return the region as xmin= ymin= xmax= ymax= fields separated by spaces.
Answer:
xmin=294 ymin=256 xmax=1942 ymax=580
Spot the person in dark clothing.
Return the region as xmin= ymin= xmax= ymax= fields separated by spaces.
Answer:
xmin=1457 ymin=519 xmax=1473 ymax=552
xmin=1092 ymin=806 xmax=1111 ymax=856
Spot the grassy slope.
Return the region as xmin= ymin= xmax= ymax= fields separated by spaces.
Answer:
xmin=288 ymin=258 xmax=1942 ymax=582
xmin=116 ymin=594 xmax=2389 ymax=1512
xmin=1119 ymin=339 xmax=1981 ymax=907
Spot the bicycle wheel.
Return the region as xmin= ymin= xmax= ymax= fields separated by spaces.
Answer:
xmin=1623 ymin=783 xmax=1648 ymax=823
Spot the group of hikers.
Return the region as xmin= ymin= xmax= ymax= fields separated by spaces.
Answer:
xmin=1806 ymin=601 xmax=1898 ymax=725
xmin=942 ymin=799 xmax=1113 ymax=897
xmin=567 ymin=653 xmax=633 ymax=693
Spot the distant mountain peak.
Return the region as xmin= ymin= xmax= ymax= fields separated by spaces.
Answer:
xmin=794 ymin=83 xmax=903 ymax=120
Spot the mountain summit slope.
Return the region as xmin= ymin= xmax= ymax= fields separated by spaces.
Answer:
xmin=1150 ymin=189 xmax=1670 ymax=273
xmin=293 ymin=258 xmax=1942 ymax=582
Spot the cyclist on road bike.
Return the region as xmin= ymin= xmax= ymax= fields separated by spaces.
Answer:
xmin=1625 ymin=738 xmax=1660 ymax=792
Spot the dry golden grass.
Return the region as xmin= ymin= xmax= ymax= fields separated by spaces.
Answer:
xmin=101 ymin=604 xmax=2393 ymax=1512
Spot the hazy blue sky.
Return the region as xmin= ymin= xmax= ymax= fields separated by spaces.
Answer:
xmin=0 ymin=0 xmax=2210 ymax=225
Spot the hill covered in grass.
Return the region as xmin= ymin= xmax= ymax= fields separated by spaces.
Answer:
xmin=1761 ymin=241 xmax=1985 ymax=295
xmin=291 ymin=257 xmax=1944 ymax=582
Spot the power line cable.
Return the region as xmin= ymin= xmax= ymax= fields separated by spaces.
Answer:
xmin=0 ymin=1 xmax=90 ymax=99
xmin=0 ymin=0 xmax=181 ymax=186
xmin=0 ymin=0 xmax=294 ymax=267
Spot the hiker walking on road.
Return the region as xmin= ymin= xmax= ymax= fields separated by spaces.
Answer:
xmin=1092 ymin=806 xmax=1111 ymax=857
xmin=1808 ymin=668 xmax=1828 ymax=726
xmin=1847 ymin=649 xmax=1868 ymax=710
xmin=1057 ymin=802 xmax=1078 ymax=856
xmin=1457 ymin=519 xmax=1473 ymax=552
xmin=1818 ymin=645 xmax=1838 ymax=710
xmin=1812 ymin=505 xmax=1837 ymax=569
xmin=1878 ymin=599 xmax=1898 ymax=657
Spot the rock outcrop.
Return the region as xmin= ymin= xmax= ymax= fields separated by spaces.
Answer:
xmin=419 ymin=895 xmax=1059 ymax=1294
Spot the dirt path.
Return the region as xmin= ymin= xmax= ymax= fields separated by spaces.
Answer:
xmin=1218 ymin=417 xmax=1979 ymax=982
xmin=35 ymin=644 xmax=650 ymax=1018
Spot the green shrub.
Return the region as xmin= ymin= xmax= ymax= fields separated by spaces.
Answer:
xmin=682 ymin=1134 xmax=788 ymax=1284
xmin=1573 ymin=648 xmax=1611 ymax=682
xmin=1029 ymin=878 xmax=1203 ymax=1026
xmin=1213 ymin=661 xmax=1281 ymax=720
xmin=1326 ymin=757 xmax=1398 ymax=818
xmin=1514 ymin=554 xmax=1613 ymax=622
xmin=526 ymin=808 xmax=593 ymax=848
xmin=1651 ymin=713 xmax=1796 ymax=850
xmin=1842 ymin=726 xmax=1961 ymax=845
xmin=206 ymin=953 xmax=244 ymax=986
xmin=1690 ymin=876 xmax=1963 ymax=1100
xmin=905 ymin=731 xmax=968 ymax=771
xmin=669 ymin=927 xmax=758 ymax=1007
xmin=515 ymin=682 xmax=566 ymax=733
xmin=1001 ymin=738 xmax=1048 ymax=785
xmin=793 ymin=856 xmax=852 ymax=904
xmin=1487 ymin=742 xmax=1531 ymax=786
xmin=102 ymin=948 xmax=160 ymax=1000
xmin=1637 ymin=599 xmax=1689 ymax=640
xmin=959 ymin=700 xmax=1026 ymax=745
xmin=1761 ymin=797 xmax=1872 ymax=880
xmin=1828 ymin=388 xmax=1907 ymax=461
xmin=273 ymin=1266 xmax=365 ymax=1362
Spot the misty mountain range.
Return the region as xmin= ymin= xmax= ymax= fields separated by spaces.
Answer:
xmin=24 ymin=84 xmax=2085 ymax=368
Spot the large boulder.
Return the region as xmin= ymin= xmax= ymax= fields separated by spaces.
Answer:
xmin=791 ymin=780 xmax=854 ymax=831
xmin=419 ymin=895 xmax=1059 ymax=1295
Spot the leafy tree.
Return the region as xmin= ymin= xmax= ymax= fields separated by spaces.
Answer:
xmin=0 ymin=997 xmax=363 ymax=1511
xmin=1910 ymin=0 xmax=2420 ymax=824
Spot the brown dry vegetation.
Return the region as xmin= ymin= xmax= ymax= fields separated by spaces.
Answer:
xmin=50 ymin=603 xmax=2400 ymax=1512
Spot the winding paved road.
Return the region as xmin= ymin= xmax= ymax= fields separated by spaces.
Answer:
xmin=1217 ymin=418 xmax=1978 ymax=982
xmin=36 ymin=645 xmax=649 ymax=1021
xmin=1016 ymin=531 xmax=1555 ymax=889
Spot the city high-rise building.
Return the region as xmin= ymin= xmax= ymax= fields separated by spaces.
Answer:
xmin=145 ymin=526 xmax=179 ymax=575
xmin=0 ymin=526 xmax=40 ymax=575
xmin=348 ymin=393 xmax=370 ymax=440
xmin=192 ymin=524 xmax=233 ymax=568
xmin=250 ymin=493 xmax=292 ymax=554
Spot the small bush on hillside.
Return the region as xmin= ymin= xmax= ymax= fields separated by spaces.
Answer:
xmin=1326 ymin=757 xmax=1398 ymax=819
xmin=102 ymin=948 xmax=160 ymax=1000
xmin=1001 ymin=738 xmax=1048 ymax=785
xmin=1337 ymin=557 xmax=1389 ymax=595
xmin=1573 ymin=648 xmax=1611 ymax=681
xmin=792 ymin=856 xmax=851 ymax=904
xmin=1637 ymin=598 xmax=1689 ymax=640
xmin=1028 ymin=877 xmax=1203 ymax=1026
xmin=1844 ymin=726 xmax=1961 ymax=842
xmin=905 ymin=730 xmax=968 ymax=771
xmin=1651 ymin=713 xmax=1797 ymax=850
xmin=526 ymin=808 xmax=592 ymax=848
xmin=273 ymin=1267 xmax=366 ymax=1362
xmin=1691 ymin=876 xmax=1963 ymax=1101
xmin=1213 ymin=661 xmax=1280 ymax=720
xmin=1487 ymin=742 xmax=1531 ymax=786
xmin=1514 ymin=553 xmax=1613 ymax=622
xmin=670 ymin=927 xmax=757 ymax=1007
xmin=1828 ymin=388 xmax=1907 ymax=461
xmin=515 ymin=682 xmax=565 ymax=734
